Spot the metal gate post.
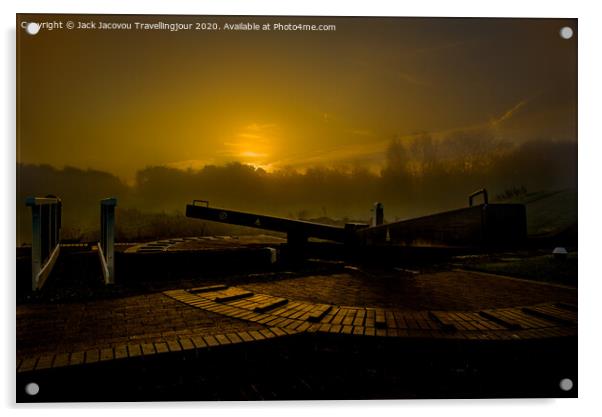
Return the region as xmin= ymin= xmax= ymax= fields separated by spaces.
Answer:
xmin=99 ymin=198 xmax=117 ymax=284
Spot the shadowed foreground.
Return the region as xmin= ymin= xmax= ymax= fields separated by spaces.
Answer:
xmin=17 ymin=241 xmax=577 ymax=401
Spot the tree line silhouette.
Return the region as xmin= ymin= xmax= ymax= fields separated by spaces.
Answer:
xmin=17 ymin=134 xmax=577 ymax=244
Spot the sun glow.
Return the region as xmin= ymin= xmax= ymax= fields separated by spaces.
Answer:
xmin=216 ymin=122 xmax=280 ymax=169
xmin=239 ymin=151 xmax=268 ymax=159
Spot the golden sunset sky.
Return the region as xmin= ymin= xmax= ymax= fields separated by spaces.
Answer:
xmin=17 ymin=15 xmax=577 ymax=182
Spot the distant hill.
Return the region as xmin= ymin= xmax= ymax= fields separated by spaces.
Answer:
xmin=495 ymin=188 xmax=577 ymax=238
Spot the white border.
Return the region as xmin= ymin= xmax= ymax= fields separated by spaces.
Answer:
xmin=3 ymin=1 xmax=601 ymax=415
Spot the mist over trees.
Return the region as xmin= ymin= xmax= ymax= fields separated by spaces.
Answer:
xmin=17 ymin=134 xmax=577 ymax=245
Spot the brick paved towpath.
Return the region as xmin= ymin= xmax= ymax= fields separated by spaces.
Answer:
xmin=17 ymin=268 xmax=576 ymax=372
xmin=241 ymin=270 xmax=576 ymax=311
xmin=17 ymin=292 xmax=266 ymax=360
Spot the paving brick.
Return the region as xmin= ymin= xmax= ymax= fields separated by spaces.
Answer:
xmin=353 ymin=311 xmax=366 ymax=327
xmin=393 ymin=312 xmax=407 ymax=329
xmin=228 ymin=299 xmax=249 ymax=308
xmin=352 ymin=326 xmax=365 ymax=335
xmin=307 ymin=323 xmax=322 ymax=333
xmin=278 ymin=318 xmax=294 ymax=327
xmin=503 ymin=310 xmax=546 ymax=329
xmin=211 ymin=306 xmax=231 ymax=315
xmin=100 ymin=348 xmax=114 ymax=361
xmin=375 ymin=309 xmax=387 ymax=329
xmin=522 ymin=307 xmax=575 ymax=326
xmin=228 ymin=311 xmax=249 ymax=319
xmin=191 ymin=336 xmax=208 ymax=349
xmin=266 ymin=316 xmax=287 ymax=326
xmin=53 ymin=352 xmax=70 ymax=368
xmin=85 ymin=349 xmax=100 ymax=364
xmin=256 ymin=315 xmax=277 ymax=324
xmin=259 ymin=329 xmax=276 ymax=339
xmin=238 ymin=331 xmax=255 ymax=343
xmin=273 ymin=301 xmax=301 ymax=316
xmin=140 ymin=343 xmax=156 ymax=356
xmin=254 ymin=298 xmax=288 ymax=313
xmin=203 ymin=335 xmax=220 ymax=347
xmin=114 ymin=345 xmax=128 ymax=359
xmin=18 ymin=357 xmax=38 ymax=373
xmin=283 ymin=319 xmax=304 ymax=330
xmin=342 ymin=310 xmax=356 ymax=326
xmin=461 ymin=332 xmax=476 ymax=340
xmin=242 ymin=313 xmax=262 ymax=322
xmin=533 ymin=305 xmax=577 ymax=322
xmin=178 ymin=338 xmax=195 ymax=350
xmin=429 ymin=311 xmax=458 ymax=332
xmin=69 ymin=351 xmax=85 ymax=366
xmin=290 ymin=304 xmax=314 ymax=319
xmin=446 ymin=313 xmax=479 ymax=331
xmin=127 ymin=344 xmax=142 ymax=357
xmin=35 ymin=354 xmax=55 ymax=370
xmin=215 ymin=334 xmax=232 ymax=345
xmin=167 ymin=340 xmax=182 ymax=352
xmin=225 ymin=333 xmax=243 ymax=344
xmin=364 ymin=315 xmax=375 ymax=328
xmin=296 ymin=322 xmax=312 ymax=332
xmin=479 ymin=310 xmax=522 ymax=330
xmin=215 ymin=291 xmax=254 ymax=303
xmin=330 ymin=308 xmax=347 ymax=325
xmin=318 ymin=323 xmax=331 ymax=333
xmin=281 ymin=327 xmax=298 ymax=335
xmin=328 ymin=324 xmax=342 ymax=334
xmin=248 ymin=330 xmax=265 ymax=341
xmin=308 ymin=305 xmax=332 ymax=322
xmin=320 ymin=307 xmax=340 ymax=324
xmin=341 ymin=325 xmax=354 ymax=335
xmin=270 ymin=327 xmax=287 ymax=337
xmin=238 ymin=311 xmax=259 ymax=320
xmin=220 ymin=306 xmax=240 ymax=316
xmin=385 ymin=311 xmax=397 ymax=328
xmin=190 ymin=300 xmax=213 ymax=308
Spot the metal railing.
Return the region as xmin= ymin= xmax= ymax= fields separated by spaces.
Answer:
xmin=26 ymin=196 xmax=62 ymax=290
xmin=99 ymin=198 xmax=117 ymax=284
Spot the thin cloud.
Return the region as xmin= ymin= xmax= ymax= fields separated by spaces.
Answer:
xmin=245 ymin=123 xmax=277 ymax=131
xmin=238 ymin=133 xmax=262 ymax=140
xmin=491 ymin=99 xmax=528 ymax=126
xmin=269 ymin=140 xmax=390 ymax=170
